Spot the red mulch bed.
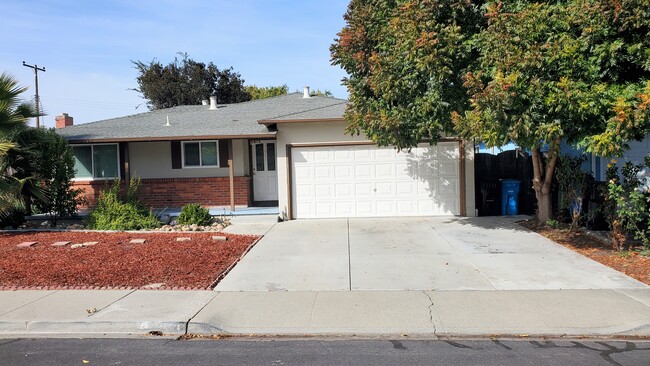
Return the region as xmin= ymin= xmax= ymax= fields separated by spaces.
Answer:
xmin=520 ymin=220 xmax=650 ymax=285
xmin=0 ymin=231 xmax=260 ymax=290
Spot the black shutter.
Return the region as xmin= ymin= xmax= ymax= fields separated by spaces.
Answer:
xmin=119 ymin=142 xmax=127 ymax=178
xmin=219 ymin=140 xmax=231 ymax=167
xmin=171 ymin=141 xmax=182 ymax=169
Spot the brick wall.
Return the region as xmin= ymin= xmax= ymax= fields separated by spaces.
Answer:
xmin=73 ymin=176 xmax=251 ymax=209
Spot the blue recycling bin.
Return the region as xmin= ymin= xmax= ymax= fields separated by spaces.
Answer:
xmin=501 ymin=179 xmax=521 ymax=215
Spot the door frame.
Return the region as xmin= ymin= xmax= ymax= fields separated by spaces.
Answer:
xmin=285 ymin=140 xmax=466 ymax=220
xmin=250 ymin=139 xmax=279 ymax=206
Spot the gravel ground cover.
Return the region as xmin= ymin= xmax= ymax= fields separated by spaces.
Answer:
xmin=0 ymin=231 xmax=260 ymax=290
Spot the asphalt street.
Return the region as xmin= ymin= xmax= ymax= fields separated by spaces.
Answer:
xmin=0 ymin=338 xmax=649 ymax=366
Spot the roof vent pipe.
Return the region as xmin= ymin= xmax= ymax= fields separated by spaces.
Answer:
xmin=303 ymin=86 xmax=311 ymax=98
xmin=209 ymin=95 xmax=218 ymax=110
xmin=201 ymin=99 xmax=209 ymax=106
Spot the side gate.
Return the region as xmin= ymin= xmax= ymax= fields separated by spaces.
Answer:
xmin=474 ymin=150 xmax=537 ymax=216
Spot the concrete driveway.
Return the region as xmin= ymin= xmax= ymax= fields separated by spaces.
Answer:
xmin=215 ymin=216 xmax=647 ymax=291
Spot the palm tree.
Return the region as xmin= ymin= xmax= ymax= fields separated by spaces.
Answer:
xmin=0 ymin=73 xmax=48 ymax=225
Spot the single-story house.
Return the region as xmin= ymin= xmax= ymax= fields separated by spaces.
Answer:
xmin=56 ymin=88 xmax=476 ymax=220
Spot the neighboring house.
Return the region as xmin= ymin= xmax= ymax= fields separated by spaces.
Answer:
xmin=56 ymin=88 xmax=476 ymax=220
xmin=561 ymin=136 xmax=650 ymax=188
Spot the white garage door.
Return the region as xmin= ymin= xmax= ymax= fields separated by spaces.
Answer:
xmin=291 ymin=143 xmax=460 ymax=218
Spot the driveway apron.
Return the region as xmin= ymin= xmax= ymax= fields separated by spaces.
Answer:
xmin=215 ymin=217 xmax=647 ymax=291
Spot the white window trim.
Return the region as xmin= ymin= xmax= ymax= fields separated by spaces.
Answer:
xmin=72 ymin=143 xmax=121 ymax=181
xmin=181 ymin=140 xmax=220 ymax=168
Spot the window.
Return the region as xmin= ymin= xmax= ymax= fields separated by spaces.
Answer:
xmin=183 ymin=141 xmax=219 ymax=167
xmin=72 ymin=144 xmax=119 ymax=179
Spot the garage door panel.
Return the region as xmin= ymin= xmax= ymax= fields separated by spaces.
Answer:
xmin=315 ymin=184 xmax=332 ymax=198
xmin=292 ymin=143 xmax=460 ymax=218
xmin=439 ymin=162 xmax=458 ymax=176
xmin=334 ymin=183 xmax=353 ymax=198
xmin=356 ymin=201 xmax=374 ymax=215
xmin=375 ymin=163 xmax=394 ymax=179
xmin=335 ymin=165 xmax=353 ymax=179
xmin=439 ymin=178 xmax=458 ymax=195
xmin=314 ymin=150 xmax=332 ymax=162
xmin=355 ymin=164 xmax=372 ymax=179
xmin=376 ymin=200 xmax=395 ymax=215
xmin=335 ymin=201 xmax=354 ymax=215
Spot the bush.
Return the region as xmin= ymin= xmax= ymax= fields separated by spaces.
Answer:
xmin=33 ymin=128 xmax=84 ymax=225
xmin=86 ymin=179 xmax=161 ymax=230
xmin=604 ymin=158 xmax=650 ymax=250
xmin=177 ymin=203 xmax=212 ymax=226
xmin=556 ymin=154 xmax=591 ymax=231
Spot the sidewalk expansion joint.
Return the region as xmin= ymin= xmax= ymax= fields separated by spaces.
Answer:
xmin=183 ymin=293 xmax=219 ymax=335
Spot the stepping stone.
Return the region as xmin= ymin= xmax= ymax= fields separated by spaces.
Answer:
xmin=176 ymin=237 xmax=191 ymax=242
xmin=17 ymin=241 xmax=37 ymax=248
xmin=70 ymin=242 xmax=98 ymax=249
xmin=51 ymin=241 xmax=71 ymax=247
xmin=212 ymin=236 xmax=228 ymax=241
xmin=130 ymin=239 xmax=146 ymax=244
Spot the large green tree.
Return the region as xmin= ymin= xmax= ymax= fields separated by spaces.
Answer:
xmin=454 ymin=1 xmax=650 ymax=221
xmin=332 ymin=0 xmax=650 ymax=221
xmin=331 ymin=0 xmax=484 ymax=149
xmin=246 ymin=84 xmax=289 ymax=100
xmin=0 ymin=73 xmax=48 ymax=224
xmin=132 ymin=53 xmax=252 ymax=109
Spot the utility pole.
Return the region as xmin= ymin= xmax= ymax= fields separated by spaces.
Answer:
xmin=22 ymin=61 xmax=46 ymax=128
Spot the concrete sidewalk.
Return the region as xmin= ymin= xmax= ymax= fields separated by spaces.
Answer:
xmin=2 ymin=289 xmax=650 ymax=338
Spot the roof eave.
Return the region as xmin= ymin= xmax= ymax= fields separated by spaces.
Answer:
xmin=257 ymin=117 xmax=346 ymax=126
xmin=65 ymin=133 xmax=277 ymax=144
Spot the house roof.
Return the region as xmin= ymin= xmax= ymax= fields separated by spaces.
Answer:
xmin=57 ymin=93 xmax=348 ymax=143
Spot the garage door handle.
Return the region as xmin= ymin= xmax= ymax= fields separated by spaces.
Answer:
xmin=373 ymin=188 xmax=377 ymax=192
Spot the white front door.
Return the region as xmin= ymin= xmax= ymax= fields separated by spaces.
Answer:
xmin=252 ymin=141 xmax=278 ymax=201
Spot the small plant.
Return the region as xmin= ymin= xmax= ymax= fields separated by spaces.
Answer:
xmin=177 ymin=203 xmax=213 ymax=226
xmin=545 ymin=219 xmax=559 ymax=228
xmin=86 ymin=178 xmax=161 ymax=230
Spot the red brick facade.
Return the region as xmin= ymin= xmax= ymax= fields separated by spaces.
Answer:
xmin=73 ymin=176 xmax=251 ymax=208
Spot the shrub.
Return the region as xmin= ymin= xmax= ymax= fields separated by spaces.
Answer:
xmin=86 ymin=178 xmax=161 ymax=230
xmin=177 ymin=203 xmax=212 ymax=226
xmin=555 ymin=154 xmax=591 ymax=231
xmin=33 ymin=129 xmax=84 ymax=225
xmin=604 ymin=158 xmax=650 ymax=250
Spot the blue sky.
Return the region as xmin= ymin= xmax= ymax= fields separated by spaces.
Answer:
xmin=1 ymin=0 xmax=350 ymax=127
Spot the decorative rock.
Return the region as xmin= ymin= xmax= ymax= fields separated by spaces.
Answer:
xmin=216 ymin=224 xmax=225 ymax=231
xmin=66 ymin=224 xmax=85 ymax=230
xmin=51 ymin=241 xmax=71 ymax=247
xmin=40 ymin=221 xmax=51 ymax=227
xmin=17 ymin=241 xmax=38 ymax=248
xmin=176 ymin=237 xmax=191 ymax=242
xmin=130 ymin=239 xmax=146 ymax=244
xmin=212 ymin=236 xmax=227 ymax=241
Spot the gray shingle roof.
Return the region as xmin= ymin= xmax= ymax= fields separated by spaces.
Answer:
xmin=57 ymin=93 xmax=348 ymax=142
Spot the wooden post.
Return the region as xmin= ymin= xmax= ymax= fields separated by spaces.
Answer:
xmin=228 ymin=140 xmax=235 ymax=212
xmin=459 ymin=139 xmax=467 ymax=217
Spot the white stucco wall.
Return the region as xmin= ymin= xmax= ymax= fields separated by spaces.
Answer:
xmin=128 ymin=140 xmax=249 ymax=179
xmin=275 ymin=121 xmax=476 ymax=219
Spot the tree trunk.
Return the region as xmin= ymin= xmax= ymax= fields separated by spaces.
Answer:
xmin=531 ymin=138 xmax=560 ymax=222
